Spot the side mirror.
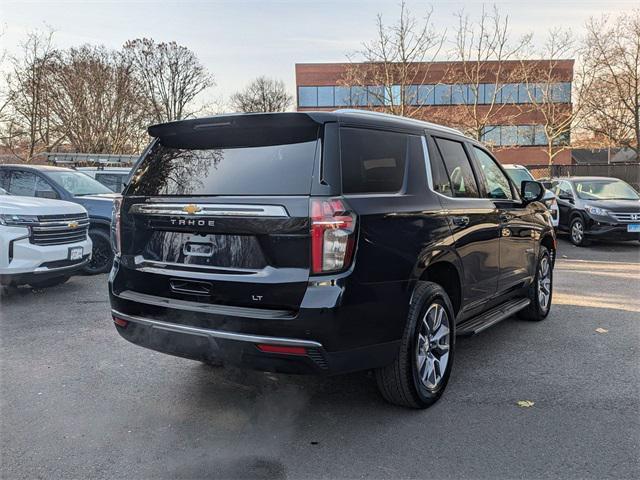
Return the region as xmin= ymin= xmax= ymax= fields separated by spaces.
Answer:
xmin=521 ymin=180 xmax=544 ymax=204
xmin=35 ymin=190 xmax=59 ymax=199
xmin=558 ymin=193 xmax=574 ymax=202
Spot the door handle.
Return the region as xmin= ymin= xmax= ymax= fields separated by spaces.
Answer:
xmin=452 ymin=216 xmax=470 ymax=227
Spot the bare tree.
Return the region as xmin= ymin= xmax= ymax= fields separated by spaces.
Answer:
xmin=47 ymin=45 xmax=149 ymax=153
xmin=339 ymin=1 xmax=445 ymax=117
xmin=1 ymin=29 xmax=62 ymax=161
xmin=447 ymin=5 xmax=533 ymax=141
xmin=580 ymin=11 xmax=640 ymax=160
xmin=230 ymin=77 xmax=292 ymax=113
xmin=519 ymin=29 xmax=591 ymax=165
xmin=123 ymin=38 xmax=214 ymax=122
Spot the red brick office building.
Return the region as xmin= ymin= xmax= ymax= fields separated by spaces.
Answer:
xmin=295 ymin=60 xmax=574 ymax=165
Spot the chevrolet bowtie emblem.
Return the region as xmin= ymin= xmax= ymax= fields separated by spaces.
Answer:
xmin=182 ymin=204 xmax=202 ymax=215
xmin=67 ymin=221 xmax=79 ymax=228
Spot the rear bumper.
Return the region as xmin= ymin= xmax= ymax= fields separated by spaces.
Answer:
xmin=111 ymin=308 xmax=400 ymax=375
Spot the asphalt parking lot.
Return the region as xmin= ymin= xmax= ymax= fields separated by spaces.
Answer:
xmin=1 ymin=239 xmax=639 ymax=480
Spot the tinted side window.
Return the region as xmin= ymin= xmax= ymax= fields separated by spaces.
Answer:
xmin=9 ymin=171 xmax=37 ymax=196
xmin=0 ymin=170 xmax=10 ymax=190
xmin=473 ymin=147 xmax=513 ymax=200
xmin=95 ymin=173 xmax=122 ymax=192
xmin=340 ymin=128 xmax=407 ymax=194
xmin=433 ymin=138 xmax=479 ymax=198
xmin=35 ymin=176 xmax=57 ymax=197
xmin=428 ymin=139 xmax=453 ymax=196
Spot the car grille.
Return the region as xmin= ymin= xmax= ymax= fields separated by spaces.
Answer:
xmin=609 ymin=212 xmax=640 ymax=223
xmin=29 ymin=213 xmax=89 ymax=246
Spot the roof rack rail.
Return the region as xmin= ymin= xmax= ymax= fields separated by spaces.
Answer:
xmin=45 ymin=152 xmax=138 ymax=169
xmin=333 ymin=109 xmax=462 ymax=135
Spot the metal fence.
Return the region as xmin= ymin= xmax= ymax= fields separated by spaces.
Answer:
xmin=526 ymin=163 xmax=640 ymax=190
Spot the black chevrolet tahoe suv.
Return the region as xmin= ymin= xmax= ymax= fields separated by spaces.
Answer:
xmin=109 ymin=110 xmax=556 ymax=408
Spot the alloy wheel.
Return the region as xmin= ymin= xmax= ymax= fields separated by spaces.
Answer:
xmin=571 ymin=221 xmax=584 ymax=244
xmin=537 ymin=256 xmax=551 ymax=311
xmin=415 ymin=303 xmax=450 ymax=390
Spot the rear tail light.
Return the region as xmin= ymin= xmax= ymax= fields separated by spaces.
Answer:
xmin=310 ymin=197 xmax=356 ymax=274
xmin=111 ymin=197 xmax=122 ymax=256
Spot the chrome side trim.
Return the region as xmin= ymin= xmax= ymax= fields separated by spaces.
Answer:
xmin=129 ymin=203 xmax=288 ymax=217
xmin=111 ymin=309 xmax=322 ymax=348
xmin=116 ymin=289 xmax=295 ymax=319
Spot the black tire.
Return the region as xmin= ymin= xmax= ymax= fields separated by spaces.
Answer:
xmin=518 ymin=246 xmax=553 ymax=321
xmin=375 ymin=281 xmax=455 ymax=409
xmin=29 ymin=275 xmax=70 ymax=289
xmin=569 ymin=217 xmax=590 ymax=247
xmin=84 ymin=228 xmax=114 ymax=275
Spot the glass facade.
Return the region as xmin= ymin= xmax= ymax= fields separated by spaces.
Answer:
xmin=298 ymin=82 xmax=572 ymax=108
xmin=481 ymin=124 xmax=570 ymax=147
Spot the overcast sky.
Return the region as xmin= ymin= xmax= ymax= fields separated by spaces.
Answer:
xmin=1 ymin=0 xmax=637 ymax=106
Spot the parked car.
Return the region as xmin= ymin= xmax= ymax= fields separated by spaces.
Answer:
xmin=109 ymin=111 xmax=556 ymax=409
xmin=77 ymin=167 xmax=132 ymax=193
xmin=0 ymin=193 xmax=92 ymax=288
xmin=503 ymin=164 xmax=559 ymax=228
xmin=551 ymin=176 xmax=640 ymax=246
xmin=0 ymin=165 xmax=118 ymax=274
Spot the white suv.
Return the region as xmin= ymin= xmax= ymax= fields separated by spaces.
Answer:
xmin=0 ymin=194 xmax=92 ymax=288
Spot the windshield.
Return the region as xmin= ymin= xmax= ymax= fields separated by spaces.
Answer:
xmin=46 ymin=170 xmax=114 ymax=196
xmin=574 ymin=179 xmax=639 ymax=200
xmin=504 ymin=168 xmax=534 ymax=187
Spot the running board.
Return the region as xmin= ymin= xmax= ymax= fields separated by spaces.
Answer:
xmin=456 ymin=298 xmax=530 ymax=336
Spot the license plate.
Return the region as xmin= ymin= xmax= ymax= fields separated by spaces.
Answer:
xmin=68 ymin=246 xmax=83 ymax=261
xmin=627 ymin=224 xmax=640 ymax=232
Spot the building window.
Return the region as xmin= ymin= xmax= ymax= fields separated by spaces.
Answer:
xmin=500 ymin=83 xmax=519 ymax=103
xmin=482 ymin=125 xmax=501 ymax=146
xmin=517 ymin=125 xmax=535 ymax=145
xmin=367 ymin=86 xmax=384 ymax=106
xmin=351 ymin=86 xmax=368 ymax=106
xmin=534 ymin=126 xmax=547 ymax=145
xmin=468 ymin=84 xmax=481 ymax=104
xmin=298 ymin=87 xmax=317 ymax=107
xmin=404 ymin=85 xmax=418 ymax=105
xmin=385 ymin=85 xmax=401 ymax=106
xmin=417 ymin=85 xmax=435 ymax=105
xmin=334 ymin=86 xmax=351 ymax=106
xmin=551 ymin=82 xmax=571 ymax=103
xmin=317 ymin=86 xmax=334 ymax=107
xmin=552 ymin=129 xmax=571 ymax=146
xmin=501 ymin=125 xmax=518 ymax=145
xmin=451 ymin=84 xmax=468 ymax=105
xmin=434 ymin=84 xmax=451 ymax=105
xmin=482 ymin=83 xmax=497 ymax=105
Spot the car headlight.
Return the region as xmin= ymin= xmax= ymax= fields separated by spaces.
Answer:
xmin=584 ymin=205 xmax=609 ymax=217
xmin=0 ymin=214 xmax=39 ymax=226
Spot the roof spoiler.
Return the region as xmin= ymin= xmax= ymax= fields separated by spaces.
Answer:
xmin=148 ymin=112 xmax=323 ymax=149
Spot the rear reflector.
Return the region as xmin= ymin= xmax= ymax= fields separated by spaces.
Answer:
xmin=113 ymin=316 xmax=128 ymax=327
xmin=256 ymin=344 xmax=307 ymax=356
